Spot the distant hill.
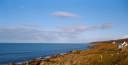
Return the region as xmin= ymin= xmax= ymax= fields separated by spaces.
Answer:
xmin=92 ymin=38 xmax=128 ymax=43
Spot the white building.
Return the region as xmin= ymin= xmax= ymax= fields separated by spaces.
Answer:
xmin=118 ymin=41 xmax=128 ymax=49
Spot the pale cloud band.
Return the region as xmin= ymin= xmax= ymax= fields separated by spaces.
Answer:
xmin=0 ymin=23 xmax=113 ymax=43
xmin=61 ymin=23 xmax=113 ymax=33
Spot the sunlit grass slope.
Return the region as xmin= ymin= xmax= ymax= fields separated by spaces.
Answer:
xmin=9 ymin=38 xmax=128 ymax=65
xmin=39 ymin=42 xmax=128 ymax=65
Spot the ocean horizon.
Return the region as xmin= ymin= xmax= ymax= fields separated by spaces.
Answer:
xmin=0 ymin=43 xmax=89 ymax=65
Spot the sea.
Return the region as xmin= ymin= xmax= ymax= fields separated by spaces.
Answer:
xmin=0 ymin=43 xmax=89 ymax=65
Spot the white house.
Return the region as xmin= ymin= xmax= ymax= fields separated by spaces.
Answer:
xmin=118 ymin=41 xmax=128 ymax=49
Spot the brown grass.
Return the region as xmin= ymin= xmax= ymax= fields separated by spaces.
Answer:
xmin=11 ymin=41 xmax=128 ymax=65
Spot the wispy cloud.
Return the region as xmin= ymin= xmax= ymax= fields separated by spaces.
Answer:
xmin=51 ymin=11 xmax=79 ymax=18
xmin=61 ymin=23 xmax=113 ymax=33
xmin=0 ymin=23 xmax=113 ymax=42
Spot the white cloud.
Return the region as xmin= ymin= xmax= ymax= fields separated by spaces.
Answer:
xmin=61 ymin=23 xmax=113 ymax=33
xmin=52 ymin=11 xmax=79 ymax=18
xmin=0 ymin=25 xmax=85 ymax=42
xmin=0 ymin=23 xmax=113 ymax=43
xmin=100 ymin=23 xmax=113 ymax=29
xmin=61 ymin=24 xmax=87 ymax=33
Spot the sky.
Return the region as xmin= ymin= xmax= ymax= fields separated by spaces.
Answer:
xmin=0 ymin=0 xmax=128 ymax=43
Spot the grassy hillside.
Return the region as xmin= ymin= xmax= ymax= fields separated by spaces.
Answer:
xmin=39 ymin=43 xmax=128 ymax=65
xmin=9 ymin=39 xmax=128 ymax=65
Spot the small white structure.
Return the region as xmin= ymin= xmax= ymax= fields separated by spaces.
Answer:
xmin=112 ymin=41 xmax=116 ymax=44
xmin=118 ymin=41 xmax=128 ymax=49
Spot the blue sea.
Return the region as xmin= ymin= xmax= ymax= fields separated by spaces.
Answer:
xmin=0 ymin=43 xmax=89 ymax=65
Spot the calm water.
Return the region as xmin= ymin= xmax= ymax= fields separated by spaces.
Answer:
xmin=0 ymin=43 xmax=89 ymax=65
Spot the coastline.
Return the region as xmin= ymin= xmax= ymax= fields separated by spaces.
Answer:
xmin=0 ymin=43 xmax=87 ymax=65
xmin=8 ymin=38 xmax=128 ymax=65
xmin=8 ymin=45 xmax=90 ymax=65
xmin=8 ymin=50 xmax=86 ymax=65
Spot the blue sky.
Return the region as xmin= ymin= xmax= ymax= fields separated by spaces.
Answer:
xmin=0 ymin=0 xmax=128 ymax=43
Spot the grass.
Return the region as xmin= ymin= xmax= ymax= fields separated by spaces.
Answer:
xmin=10 ymin=41 xmax=128 ymax=65
xmin=39 ymin=42 xmax=128 ymax=65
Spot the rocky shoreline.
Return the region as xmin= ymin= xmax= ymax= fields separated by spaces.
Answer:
xmin=8 ymin=50 xmax=81 ymax=65
xmin=8 ymin=38 xmax=128 ymax=65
